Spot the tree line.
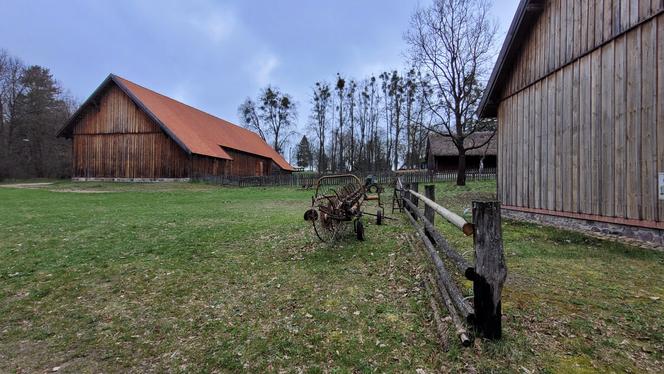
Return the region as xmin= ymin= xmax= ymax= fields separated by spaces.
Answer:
xmin=0 ymin=0 xmax=497 ymax=185
xmin=0 ymin=50 xmax=75 ymax=180
xmin=304 ymin=69 xmax=434 ymax=173
xmin=241 ymin=0 xmax=498 ymax=185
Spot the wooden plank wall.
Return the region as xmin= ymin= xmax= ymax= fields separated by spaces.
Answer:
xmin=497 ymin=12 xmax=664 ymax=225
xmin=225 ymin=148 xmax=273 ymax=177
xmin=191 ymin=155 xmax=227 ymax=178
xmin=73 ymin=133 xmax=190 ymax=178
xmin=502 ymin=0 xmax=664 ymax=101
xmin=73 ymin=85 xmax=156 ymax=135
xmin=72 ymin=84 xmax=190 ymax=178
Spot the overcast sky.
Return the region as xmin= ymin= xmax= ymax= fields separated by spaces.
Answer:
xmin=0 ymin=0 xmax=520 ymax=137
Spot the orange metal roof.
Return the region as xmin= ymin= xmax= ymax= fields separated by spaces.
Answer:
xmin=59 ymin=74 xmax=293 ymax=171
xmin=114 ymin=76 xmax=294 ymax=171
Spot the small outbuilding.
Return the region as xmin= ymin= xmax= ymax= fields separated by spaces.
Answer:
xmin=58 ymin=74 xmax=293 ymax=180
xmin=426 ymin=132 xmax=497 ymax=172
xmin=478 ymin=0 xmax=663 ymax=244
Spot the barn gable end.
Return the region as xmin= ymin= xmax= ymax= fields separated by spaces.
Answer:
xmin=70 ymin=83 xmax=192 ymax=179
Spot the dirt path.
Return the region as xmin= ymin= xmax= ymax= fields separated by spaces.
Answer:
xmin=0 ymin=182 xmax=53 ymax=189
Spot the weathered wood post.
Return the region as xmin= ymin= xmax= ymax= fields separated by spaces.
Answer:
xmin=472 ymin=200 xmax=507 ymax=340
xmin=424 ymin=185 xmax=436 ymax=243
xmin=403 ymin=183 xmax=411 ymax=215
xmin=424 ymin=185 xmax=435 ymax=224
xmin=411 ymin=182 xmax=419 ymax=221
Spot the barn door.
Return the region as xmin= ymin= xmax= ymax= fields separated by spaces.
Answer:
xmin=256 ymin=160 xmax=264 ymax=176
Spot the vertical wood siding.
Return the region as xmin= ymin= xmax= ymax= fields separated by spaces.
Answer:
xmin=73 ymin=85 xmax=157 ymax=135
xmin=73 ymin=133 xmax=190 ymax=178
xmin=502 ymin=0 xmax=664 ymax=100
xmin=497 ymin=12 xmax=664 ymax=226
xmin=224 ymin=148 xmax=273 ymax=177
xmin=71 ymin=84 xmax=191 ymax=178
xmin=191 ymin=155 xmax=227 ymax=177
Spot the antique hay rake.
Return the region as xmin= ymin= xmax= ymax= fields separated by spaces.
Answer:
xmin=303 ymin=174 xmax=386 ymax=242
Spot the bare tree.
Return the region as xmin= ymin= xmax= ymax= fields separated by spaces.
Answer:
xmin=238 ymin=99 xmax=265 ymax=140
xmin=334 ymin=74 xmax=346 ymax=171
xmin=0 ymin=51 xmax=27 ymax=178
xmin=347 ymin=79 xmax=357 ymax=170
xmin=367 ymin=77 xmax=382 ymax=169
xmin=413 ymin=77 xmax=434 ymax=167
xmin=357 ymin=81 xmax=369 ymax=170
xmin=378 ymin=72 xmax=393 ymax=169
xmin=238 ymin=86 xmax=297 ymax=155
xmin=405 ymin=0 xmax=498 ymax=185
xmin=309 ymin=81 xmax=331 ymax=172
xmin=404 ymin=68 xmax=418 ymax=169
xmin=388 ymin=71 xmax=404 ymax=171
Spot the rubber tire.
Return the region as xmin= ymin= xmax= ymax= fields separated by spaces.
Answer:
xmin=356 ymin=220 xmax=365 ymax=241
xmin=376 ymin=209 xmax=383 ymax=225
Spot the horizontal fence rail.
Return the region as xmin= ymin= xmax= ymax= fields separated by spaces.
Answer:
xmin=193 ymin=168 xmax=496 ymax=188
xmin=407 ymin=190 xmax=475 ymax=236
xmin=397 ymin=179 xmax=506 ymax=348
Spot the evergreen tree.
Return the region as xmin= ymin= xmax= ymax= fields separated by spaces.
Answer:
xmin=0 ymin=53 xmax=73 ymax=179
xmin=295 ymin=135 xmax=313 ymax=169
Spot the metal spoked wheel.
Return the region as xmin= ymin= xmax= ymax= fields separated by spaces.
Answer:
xmin=311 ymin=198 xmax=350 ymax=242
xmin=312 ymin=211 xmax=339 ymax=242
xmin=305 ymin=174 xmax=374 ymax=243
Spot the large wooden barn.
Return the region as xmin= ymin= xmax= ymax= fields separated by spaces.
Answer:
xmin=57 ymin=74 xmax=293 ymax=180
xmin=479 ymin=0 xmax=664 ymax=244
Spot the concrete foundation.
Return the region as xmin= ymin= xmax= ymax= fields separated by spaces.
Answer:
xmin=502 ymin=208 xmax=664 ymax=250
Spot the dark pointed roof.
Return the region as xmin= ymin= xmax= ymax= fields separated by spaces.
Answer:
xmin=427 ymin=132 xmax=497 ymax=157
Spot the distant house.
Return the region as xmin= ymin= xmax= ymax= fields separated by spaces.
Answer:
xmin=426 ymin=132 xmax=497 ymax=172
xmin=478 ymin=0 xmax=663 ymax=244
xmin=57 ymin=74 xmax=293 ymax=180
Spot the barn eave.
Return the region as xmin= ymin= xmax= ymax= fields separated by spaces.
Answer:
xmin=478 ymin=0 xmax=545 ymax=118
xmin=56 ymin=74 xmax=195 ymax=157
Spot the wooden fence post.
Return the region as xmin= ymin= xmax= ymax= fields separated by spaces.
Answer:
xmin=472 ymin=201 xmax=507 ymax=339
xmin=404 ymin=183 xmax=411 ymax=214
xmin=411 ymin=182 xmax=419 ymax=221
xmin=424 ymin=185 xmax=435 ymax=224
xmin=424 ymin=184 xmax=436 ymax=244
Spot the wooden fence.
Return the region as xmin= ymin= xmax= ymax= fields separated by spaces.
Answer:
xmin=195 ymin=168 xmax=496 ymax=188
xmin=398 ymin=179 xmax=506 ymax=347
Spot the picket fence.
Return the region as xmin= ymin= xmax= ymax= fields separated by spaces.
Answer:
xmin=194 ymin=168 xmax=496 ymax=187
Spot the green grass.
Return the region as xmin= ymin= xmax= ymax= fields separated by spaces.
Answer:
xmin=0 ymin=180 xmax=662 ymax=373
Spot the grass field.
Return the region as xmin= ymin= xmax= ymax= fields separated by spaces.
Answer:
xmin=0 ymin=180 xmax=662 ymax=373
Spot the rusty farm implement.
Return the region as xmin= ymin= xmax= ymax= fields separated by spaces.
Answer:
xmin=303 ymin=174 xmax=386 ymax=242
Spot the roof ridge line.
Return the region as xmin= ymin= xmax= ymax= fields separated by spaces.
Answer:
xmin=112 ymin=74 xmax=254 ymax=135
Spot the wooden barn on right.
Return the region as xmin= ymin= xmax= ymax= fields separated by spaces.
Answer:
xmin=479 ymin=0 xmax=664 ymax=245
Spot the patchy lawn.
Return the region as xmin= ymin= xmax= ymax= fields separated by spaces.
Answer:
xmin=0 ymin=180 xmax=661 ymax=373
